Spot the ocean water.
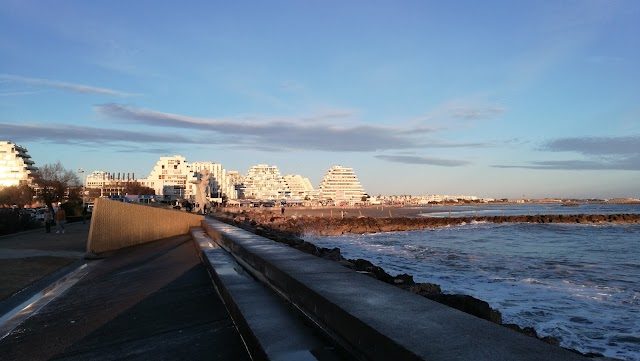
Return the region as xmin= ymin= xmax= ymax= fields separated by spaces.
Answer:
xmin=416 ymin=203 xmax=640 ymax=218
xmin=304 ymin=205 xmax=640 ymax=360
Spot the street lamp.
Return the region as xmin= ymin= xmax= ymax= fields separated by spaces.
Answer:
xmin=78 ymin=168 xmax=85 ymax=209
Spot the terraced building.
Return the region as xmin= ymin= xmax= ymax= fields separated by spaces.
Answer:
xmin=0 ymin=140 xmax=37 ymax=188
xmin=317 ymin=165 xmax=365 ymax=205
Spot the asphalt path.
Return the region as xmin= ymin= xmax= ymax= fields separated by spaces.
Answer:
xmin=0 ymin=222 xmax=250 ymax=360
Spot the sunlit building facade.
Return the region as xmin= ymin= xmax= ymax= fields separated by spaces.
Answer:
xmin=317 ymin=165 xmax=365 ymax=205
xmin=0 ymin=141 xmax=37 ymax=188
xmin=142 ymin=155 xmax=196 ymax=201
xmin=191 ymin=161 xmax=238 ymax=200
xmin=85 ymin=170 xmax=143 ymax=197
xmin=242 ymin=164 xmax=290 ymax=200
xmin=226 ymin=171 xmax=245 ymax=200
xmin=283 ymin=174 xmax=316 ymax=200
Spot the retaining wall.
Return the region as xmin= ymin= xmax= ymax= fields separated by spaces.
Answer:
xmin=87 ymin=198 xmax=203 ymax=254
xmin=200 ymin=218 xmax=588 ymax=361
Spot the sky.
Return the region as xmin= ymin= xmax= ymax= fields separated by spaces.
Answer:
xmin=1 ymin=0 xmax=639 ymax=199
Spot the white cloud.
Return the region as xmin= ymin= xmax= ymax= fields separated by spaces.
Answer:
xmin=0 ymin=74 xmax=140 ymax=96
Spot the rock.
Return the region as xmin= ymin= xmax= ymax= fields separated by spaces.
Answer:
xmin=319 ymin=247 xmax=345 ymax=261
xmin=503 ymin=324 xmax=561 ymax=346
xmin=348 ymin=258 xmax=394 ymax=283
xmin=540 ymin=336 xmax=560 ymax=347
xmin=426 ymin=294 xmax=502 ymax=324
xmin=295 ymin=242 xmax=319 ymax=255
xmin=392 ymin=273 xmax=415 ymax=286
xmin=406 ymin=282 xmax=442 ymax=296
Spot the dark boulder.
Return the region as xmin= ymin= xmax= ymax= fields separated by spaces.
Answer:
xmin=427 ymin=294 xmax=502 ymax=324
xmin=405 ymin=282 xmax=442 ymax=296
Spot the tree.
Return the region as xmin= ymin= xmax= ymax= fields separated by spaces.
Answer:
xmin=33 ymin=162 xmax=81 ymax=210
xmin=0 ymin=183 xmax=35 ymax=208
xmin=123 ymin=181 xmax=155 ymax=195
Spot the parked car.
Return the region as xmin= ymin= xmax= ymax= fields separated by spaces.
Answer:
xmin=35 ymin=208 xmax=47 ymax=222
xmin=20 ymin=208 xmax=37 ymax=220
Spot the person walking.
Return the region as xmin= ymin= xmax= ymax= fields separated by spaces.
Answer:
xmin=82 ymin=204 xmax=88 ymax=224
xmin=54 ymin=203 xmax=66 ymax=234
xmin=43 ymin=208 xmax=53 ymax=233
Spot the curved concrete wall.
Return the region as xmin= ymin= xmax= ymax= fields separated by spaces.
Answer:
xmin=87 ymin=198 xmax=203 ymax=254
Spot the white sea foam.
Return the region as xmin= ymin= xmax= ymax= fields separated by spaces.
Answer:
xmin=305 ymin=216 xmax=640 ymax=361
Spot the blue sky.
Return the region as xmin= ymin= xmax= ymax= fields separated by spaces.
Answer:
xmin=1 ymin=0 xmax=639 ymax=199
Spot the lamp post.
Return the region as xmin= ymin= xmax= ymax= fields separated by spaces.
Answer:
xmin=78 ymin=168 xmax=85 ymax=209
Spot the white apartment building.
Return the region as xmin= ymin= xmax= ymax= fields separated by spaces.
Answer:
xmin=317 ymin=165 xmax=365 ymax=205
xmin=86 ymin=170 xmax=112 ymax=188
xmin=0 ymin=141 xmax=37 ymax=188
xmin=85 ymin=170 xmax=143 ymax=197
xmin=142 ymin=155 xmax=196 ymax=201
xmin=242 ymin=164 xmax=290 ymax=200
xmin=225 ymin=171 xmax=244 ymax=200
xmin=190 ymin=161 xmax=238 ymax=200
xmin=283 ymin=174 xmax=316 ymax=200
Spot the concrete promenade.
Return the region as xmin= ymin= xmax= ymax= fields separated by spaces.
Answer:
xmin=0 ymin=215 xmax=597 ymax=361
xmin=0 ymin=222 xmax=249 ymax=360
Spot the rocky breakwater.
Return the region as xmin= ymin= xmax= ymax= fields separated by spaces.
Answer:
xmin=209 ymin=209 xmax=624 ymax=354
xmin=277 ymin=213 xmax=640 ymax=236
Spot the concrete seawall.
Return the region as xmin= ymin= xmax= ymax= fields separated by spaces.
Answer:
xmin=15 ymin=202 xmax=595 ymax=360
xmin=197 ymin=218 xmax=589 ymax=361
xmin=87 ymin=198 xmax=203 ymax=254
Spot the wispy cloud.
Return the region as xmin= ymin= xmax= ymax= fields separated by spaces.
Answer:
xmin=417 ymin=100 xmax=506 ymax=125
xmin=0 ymin=74 xmax=140 ymax=96
xmin=0 ymin=90 xmax=45 ymax=96
xmin=280 ymin=80 xmax=305 ymax=93
xmin=447 ymin=104 xmax=506 ymax=120
xmin=0 ymin=122 xmax=189 ymax=145
xmin=493 ymin=135 xmax=640 ymax=170
xmin=493 ymin=157 xmax=640 ymax=171
xmin=3 ymin=101 xmax=492 ymax=158
xmin=541 ymin=135 xmax=640 ymax=155
xmin=375 ymin=155 xmax=470 ymax=167
xmin=95 ymin=103 xmax=443 ymax=152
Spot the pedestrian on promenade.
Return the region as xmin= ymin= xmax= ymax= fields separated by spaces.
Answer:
xmin=82 ymin=204 xmax=88 ymax=224
xmin=54 ymin=203 xmax=66 ymax=234
xmin=43 ymin=208 xmax=53 ymax=233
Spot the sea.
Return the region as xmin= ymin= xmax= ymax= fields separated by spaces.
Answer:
xmin=304 ymin=204 xmax=640 ymax=361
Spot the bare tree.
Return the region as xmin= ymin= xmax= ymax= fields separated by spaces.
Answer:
xmin=0 ymin=183 xmax=35 ymax=208
xmin=123 ymin=181 xmax=155 ymax=195
xmin=33 ymin=162 xmax=81 ymax=210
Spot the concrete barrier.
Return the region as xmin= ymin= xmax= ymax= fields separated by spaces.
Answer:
xmin=87 ymin=198 xmax=203 ymax=254
xmin=201 ymin=218 xmax=588 ymax=361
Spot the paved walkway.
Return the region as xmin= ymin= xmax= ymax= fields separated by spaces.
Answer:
xmin=0 ymin=222 xmax=250 ymax=360
xmin=0 ymin=221 xmax=89 ymax=305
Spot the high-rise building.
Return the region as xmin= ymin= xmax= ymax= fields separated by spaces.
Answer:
xmin=191 ymin=161 xmax=237 ymax=200
xmin=142 ymin=155 xmax=196 ymax=201
xmin=226 ymin=171 xmax=244 ymax=200
xmin=0 ymin=141 xmax=37 ymax=188
xmin=242 ymin=164 xmax=290 ymax=200
xmin=85 ymin=170 xmax=143 ymax=197
xmin=283 ymin=174 xmax=316 ymax=200
xmin=317 ymin=165 xmax=365 ymax=205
